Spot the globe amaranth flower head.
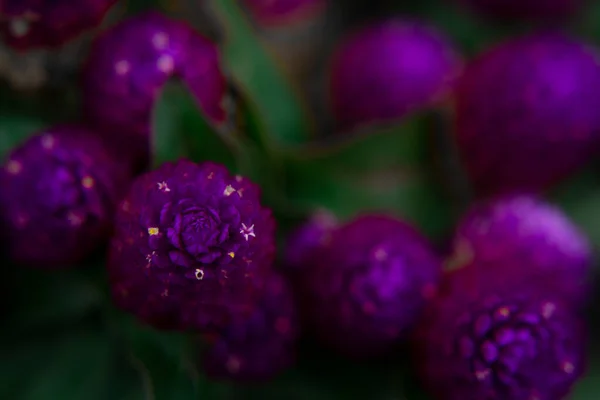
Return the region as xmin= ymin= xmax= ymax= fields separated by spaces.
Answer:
xmin=82 ymin=11 xmax=226 ymax=167
xmin=448 ymin=194 xmax=592 ymax=306
xmin=455 ymin=32 xmax=600 ymax=196
xmin=330 ymin=19 xmax=461 ymax=131
xmin=108 ymin=160 xmax=276 ymax=332
xmin=415 ymin=267 xmax=586 ymax=400
xmin=242 ymin=0 xmax=326 ymax=26
xmin=201 ymin=271 xmax=299 ymax=382
xmin=452 ymin=0 xmax=582 ymax=22
xmin=0 ymin=0 xmax=117 ymax=50
xmin=0 ymin=125 xmax=130 ymax=267
xmin=300 ymin=214 xmax=441 ymax=358
xmin=283 ymin=210 xmax=337 ymax=272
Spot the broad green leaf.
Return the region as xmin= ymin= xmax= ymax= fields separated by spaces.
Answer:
xmin=210 ymin=0 xmax=313 ymax=148
xmin=0 ymin=115 xmax=46 ymax=160
xmin=151 ymin=81 xmax=238 ymax=171
xmin=283 ymin=114 xmax=455 ymax=239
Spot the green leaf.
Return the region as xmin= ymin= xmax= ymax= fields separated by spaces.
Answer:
xmin=4 ymin=266 xmax=104 ymax=333
xmin=282 ymin=114 xmax=455 ymax=239
xmin=0 ymin=115 xmax=46 ymax=161
xmin=151 ymin=81 xmax=238 ymax=170
xmin=210 ymin=0 xmax=313 ymax=148
xmin=551 ymin=166 xmax=600 ymax=250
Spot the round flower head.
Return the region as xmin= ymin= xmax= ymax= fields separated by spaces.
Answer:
xmin=455 ymin=33 xmax=600 ymax=195
xmin=242 ymin=0 xmax=326 ymax=26
xmin=415 ymin=268 xmax=586 ymax=400
xmin=108 ymin=160 xmax=276 ymax=332
xmin=448 ymin=194 xmax=592 ymax=305
xmin=300 ymin=214 xmax=441 ymax=358
xmin=284 ymin=210 xmax=337 ymax=272
xmin=0 ymin=0 xmax=117 ymax=50
xmin=82 ymin=11 xmax=226 ymax=166
xmin=0 ymin=125 xmax=130 ymax=267
xmin=330 ymin=19 xmax=461 ymax=131
xmin=201 ymin=272 xmax=299 ymax=382
xmin=453 ymin=0 xmax=582 ymax=22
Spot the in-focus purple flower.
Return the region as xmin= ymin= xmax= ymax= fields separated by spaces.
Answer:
xmin=82 ymin=11 xmax=226 ymax=167
xmin=415 ymin=268 xmax=586 ymax=400
xmin=0 ymin=0 xmax=117 ymax=50
xmin=108 ymin=160 xmax=276 ymax=332
xmin=455 ymin=33 xmax=600 ymax=196
xmin=201 ymin=271 xmax=299 ymax=382
xmin=0 ymin=125 xmax=130 ymax=267
xmin=284 ymin=210 xmax=337 ymax=272
xmin=448 ymin=194 xmax=592 ymax=305
xmin=330 ymin=19 xmax=461 ymax=131
xmin=242 ymin=0 xmax=326 ymax=26
xmin=452 ymin=0 xmax=582 ymax=22
xmin=300 ymin=214 xmax=441 ymax=358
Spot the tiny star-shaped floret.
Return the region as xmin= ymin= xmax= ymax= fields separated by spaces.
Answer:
xmin=228 ymin=252 xmax=235 ymax=258
xmin=148 ymin=227 xmax=159 ymax=236
xmin=240 ymin=223 xmax=256 ymax=241
xmin=223 ymin=185 xmax=236 ymax=196
xmin=195 ymin=269 xmax=205 ymax=280
xmin=157 ymin=181 xmax=170 ymax=192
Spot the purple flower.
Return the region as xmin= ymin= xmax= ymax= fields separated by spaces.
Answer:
xmin=108 ymin=160 xmax=276 ymax=332
xmin=0 ymin=125 xmax=130 ymax=267
xmin=455 ymin=33 xmax=600 ymax=195
xmin=453 ymin=0 xmax=582 ymax=22
xmin=330 ymin=19 xmax=461 ymax=131
xmin=415 ymin=268 xmax=586 ymax=400
xmin=82 ymin=11 xmax=227 ymax=167
xmin=448 ymin=194 xmax=592 ymax=305
xmin=0 ymin=0 xmax=117 ymax=50
xmin=284 ymin=210 xmax=337 ymax=271
xmin=299 ymin=214 xmax=441 ymax=358
xmin=201 ymin=272 xmax=299 ymax=382
xmin=242 ymin=0 xmax=326 ymax=26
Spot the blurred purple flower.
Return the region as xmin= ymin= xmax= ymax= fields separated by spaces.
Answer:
xmin=82 ymin=11 xmax=226 ymax=167
xmin=284 ymin=210 xmax=337 ymax=272
xmin=300 ymin=214 xmax=441 ymax=358
xmin=242 ymin=0 xmax=326 ymax=26
xmin=0 ymin=125 xmax=130 ymax=267
xmin=448 ymin=194 xmax=592 ymax=305
xmin=108 ymin=160 xmax=276 ymax=332
xmin=330 ymin=19 xmax=461 ymax=131
xmin=455 ymin=32 xmax=600 ymax=195
xmin=201 ymin=272 xmax=299 ymax=381
xmin=0 ymin=0 xmax=117 ymax=50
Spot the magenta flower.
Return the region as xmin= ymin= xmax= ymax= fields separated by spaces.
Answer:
xmin=0 ymin=125 xmax=130 ymax=267
xmin=0 ymin=0 xmax=117 ymax=50
xmin=455 ymin=33 xmax=600 ymax=195
xmin=108 ymin=160 xmax=276 ymax=332
xmin=330 ymin=19 xmax=461 ymax=130
xmin=300 ymin=214 xmax=441 ymax=358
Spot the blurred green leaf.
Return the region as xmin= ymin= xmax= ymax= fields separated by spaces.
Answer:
xmin=283 ymin=114 xmax=455 ymax=239
xmin=210 ymin=0 xmax=313 ymax=148
xmin=0 ymin=115 xmax=46 ymax=161
xmin=551 ymin=167 xmax=600 ymax=250
xmin=151 ymin=81 xmax=238 ymax=170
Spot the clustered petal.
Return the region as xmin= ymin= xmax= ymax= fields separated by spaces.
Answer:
xmin=448 ymin=194 xmax=592 ymax=305
xmin=82 ymin=11 xmax=226 ymax=166
xmin=415 ymin=268 xmax=586 ymax=400
xmin=455 ymin=33 xmax=600 ymax=195
xmin=330 ymin=19 xmax=461 ymax=130
xmin=108 ymin=160 xmax=276 ymax=332
xmin=201 ymin=272 xmax=299 ymax=381
xmin=299 ymin=215 xmax=441 ymax=358
xmin=0 ymin=125 xmax=130 ymax=267
xmin=0 ymin=0 xmax=117 ymax=50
